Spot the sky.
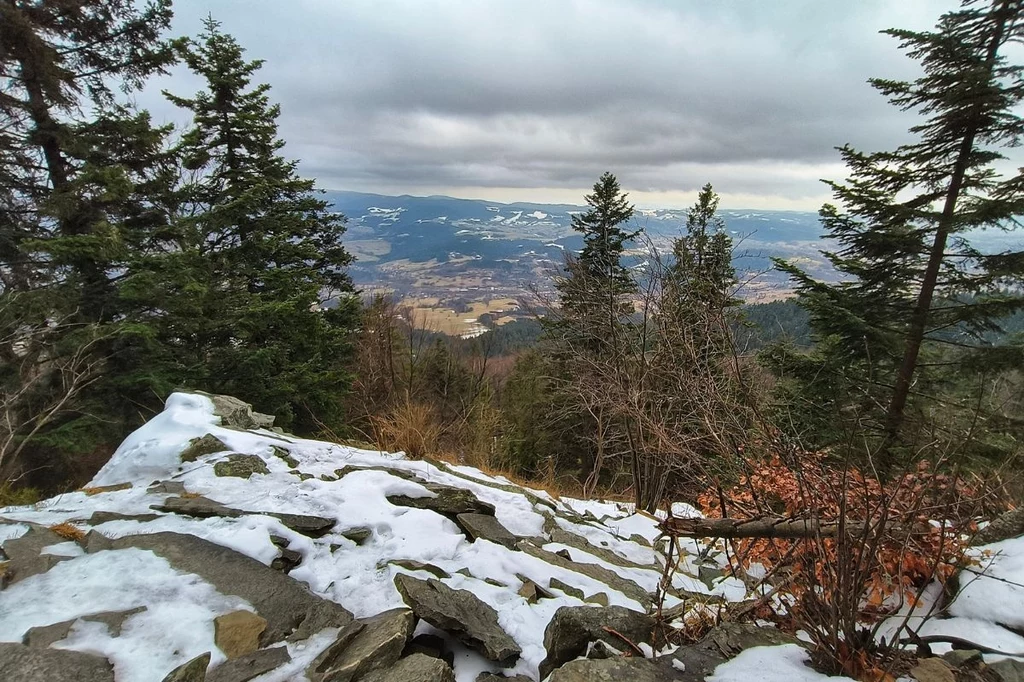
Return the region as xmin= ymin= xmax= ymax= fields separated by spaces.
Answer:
xmin=137 ymin=0 xmax=964 ymax=210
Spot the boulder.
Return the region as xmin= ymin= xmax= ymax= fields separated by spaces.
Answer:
xmin=308 ymin=608 xmax=414 ymax=682
xmin=214 ymin=454 xmax=270 ymax=479
xmin=110 ymin=532 xmax=353 ymax=644
xmin=200 ymin=392 xmax=276 ymax=430
xmin=215 ymin=610 xmax=267 ymax=659
xmin=181 ymin=434 xmax=230 ymax=463
xmin=0 ymin=642 xmax=114 ymax=682
xmin=656 ymin=622 xmax=800 ymax=682
xmin=163 ymin=652 xmax=211 ymax=682
xmin=358 ymin=653 xmax=455 ymax=682
xmin=394 ymin=573 xmax=521 ymax=665
xmin=517 ymin=541 xmax=651 ymax=606
xmin=387 ymin=484 xmax=496 ymax=518
xmin=990 ymin=659 xmax=1024 ymax=682
xmin=974 ymin=508 xmax=1024 ymax=545
xmin=1 ymin=527 xmax=69 ymax=584
xmin=539 ymin=605 xmax=655 ymax=679
xmin=207 ymin=647 xmax=291 ymax=682
xmin=548 ymin=657 xmax=673 ymax=682
xmin=456 ymin=513 xmax=518 ymax=549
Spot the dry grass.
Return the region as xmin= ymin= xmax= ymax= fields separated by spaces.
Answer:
xmin=80 ymin=482 xmax=132 ymax=496
xmin=371 ymin=401 xmax=444 ymax=460
xmin=49 ymin=521 xmax=86 ymax=542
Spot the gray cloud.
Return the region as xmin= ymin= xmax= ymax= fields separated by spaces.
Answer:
xmin=138 ymin=0 xmax=963 ymax=208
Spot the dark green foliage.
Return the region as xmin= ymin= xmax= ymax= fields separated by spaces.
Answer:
xmin=118 ymin=18 xmax=359 ymax=433
xmin=499 ymin=349 xmax=559 ymax=478
xmin=773 ymin=0 xmax=1024 ymax=462
xmin=736 ymin=300 xmax=812 ymax=350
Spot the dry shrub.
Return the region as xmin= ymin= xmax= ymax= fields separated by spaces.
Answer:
xmin=49 ymin=521 xmax=86 ymax=542
xmin=696 ymin=451 xmax=991 ymax=680
xmin=370 ymin=400 xmax=443 ymax=460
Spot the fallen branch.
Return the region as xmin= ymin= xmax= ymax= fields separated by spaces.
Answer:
xmin=661 ymin=516 xmax=867 ymax=539
xmin=601 ymin=626 xmax=646 ymax=658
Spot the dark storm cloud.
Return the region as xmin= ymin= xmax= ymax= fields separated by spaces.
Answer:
xmin=140 ymin=0 xmax=961 ymax=207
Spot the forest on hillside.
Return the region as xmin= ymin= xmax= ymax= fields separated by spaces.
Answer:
xmin=3 ymin=1 xmax=1024 ymax=678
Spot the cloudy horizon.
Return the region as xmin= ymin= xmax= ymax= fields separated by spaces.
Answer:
xmin=138 ymin=0 xmax=962 ymax=211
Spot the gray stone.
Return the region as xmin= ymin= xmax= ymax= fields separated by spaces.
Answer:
xmin=148 ymin=480 xmax=188 ymax=495
xmin=405 ymin=633 xmax=454 ymax=666
xmin=390 ymin=559 xmax=451 ymax=578
xmin=539 ymin=605 xmax=655 ymax=679
xmin=517 ymin=541 xmax=652 ymax=606
xmin=312 ymin=608 xmax=414 ymax=682
xmin=82 ymin=606 xmax=147 ymax=636
xmin=973 ymin=508 xmax=1024 ymax=546
xmin=476 ymin=674 xmax=533 ymax=682
xmin=547 ymin=526 xmax=654 ymax=571
xmin=359 ymin=653 xmax=455 ymax=682
xmin=549 ymin=577 xmax=585 ymax=600
xmin=83 ymin=529 xmax=114 ymax=553
xmin=163 ymin=651 xmax=211 ymax=682
xmin=199 ymin=392 xmax=276 ymax=430
xmin=153 ymin=495 xmax=242 ymax=519
xmin=207 ymin=647 xmax=291 ymax=682
xmin=656 ymin=622 xmax=801 ymax=682
xmin=340 ymin=527 xmax=373 ymax=545
xmin=268 ymin=512 xmax=335 ymax=538
xmin=305 ymin=621 xmax=365 ymax=678
xmin=214 ymin=454 xmax=270 ymax=479
xmin=387 ymin=484 xmax=496 ymax=517
xmin=110 ymin=532 xmax=352 ymax=644
xmin=270 ymin=547 xmax=302 ymax=572
xmin=1 ymin=527 xmax=68 ymax=584
xmin=516 ymin=576 xmax=556 ymax=603
xmin=990 ymin=659 xmax=1024 ymax=682
xmin=89 ymin=511 xmax=162 ymax=524
xmin=585 ymin=592 xmax=609 ymax=606
xmin=0 ymin=642 xmax=115 ymax=681
xmin=698 ymin=563 xmax=726 ymax=589
xmin=456 ymin=513 xmax=518 ymax=549
xmin=22 ymin=619 xmax=74 ymax=647
xmin=271 ymin=446 xmax=299 ymax=468
xmin=181 ymin=434 xmax=230 ymax=462
xmin=549 ymin=657 xmax=673 ymax=682
xmin=336 ymin=465 xmax=426 ymax=483
xmin=942 ymin=649 xmax=982 ymax=668
xmin=394 ymin=573 xmax=521 ymax=665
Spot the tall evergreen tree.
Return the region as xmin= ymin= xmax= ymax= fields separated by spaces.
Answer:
xmin=775 ymin=0 xmax=1024 ymax=463
xmin=120 ymin=18 xmax=359 ymax=433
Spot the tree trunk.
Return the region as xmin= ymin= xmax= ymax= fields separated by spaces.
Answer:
xmin=661 ymin=515 xmax=866 ymax=539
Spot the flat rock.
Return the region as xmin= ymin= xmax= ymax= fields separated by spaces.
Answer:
xmin=456 ymin=513 xmax=518 ymax=549
xmin=387 ymin=484 xmax=496 ymax=517
xmin=312 ymin=608 xmax=414 ymax=682
xmin=22 ymin=619 xmax=74 ymax=647
xmin=549 ymin=657 xmax=673 ymax=682
xmin=181 ymin=434 xmax=230 ymax=462
xmin=267 ymin=512 xmax=335 ymax=538
xmin=148 ymin=480 xmax=189 ymax=495
xmin=973 ymin=508 xmax=1024 ymax=545
xmin=82 ymin=606 xmax=147 ymax=636
xmin=163 ymin=651 xmax=211 ymax=682
xmin=539 ymin=605 xmax=655 ymax=679
xmin=340 ymin=527 xmax=373 ymax=544
xmin=89 ymin=511 xmax=162 ymax=524
xmin=110 ymin=532 xmax=352 ymax=644
xmin=549 ymin=577 xmax=584 ymax=600
xmin=910 ymin=657 xmax=955 ymax=682
xmin=1 ymin=527 xmax=69 ymax=584
xmin=0 ymin=642 xmax=114 ymax=681
xmin=517 ymin=541 xmax=651 ymax=606
xmin=359 ymin=653 xmax=455 ymax=682
xmin=405 ymin=633 xmax=454 ymax=666
xmin=306 ymin=622 xmax=365 ymax=680
xmin=215 ymin=610 xmax=267 ymax=659
xmin=207 ymin=647 xmax=291 ymax=682
xmin=394 ymin=573 xmax=521 ymax=665
xmin=154 ymin=495 xmax=241 ymax=519
xmin=547 ymin=525 xmax=654 ymax=571
xmin=214 ymin=454 xmax=270 ymax=479
xmin=83 ymin=530 xmax=114 ymax=553
xmin=390 ymin=559 xmax=451 ymax=578
xmin=198 ymin=392 xmax=275 ymax=430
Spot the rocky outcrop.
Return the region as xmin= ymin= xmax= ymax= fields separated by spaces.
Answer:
xmin=0 ymin=642 xmax=115 ymax=682
xmin=213 ymin=454 xmax=270 ymax=478
xmin=180 ymin=434 xmax=230 ymax=462
xmin=150 ymin=495 xmax=336 ymax=537
xmin=200 ymin=392 xmax=276 ymax=430
xmin=109 ymin=532 xmax=352 ymax=643
xmin=394 ymin=573 xmax=521 ymax=665
xmin=539 ymin=605 xmax=655 ymax=679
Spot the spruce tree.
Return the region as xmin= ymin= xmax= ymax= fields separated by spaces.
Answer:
xmin=776 ymin=0 xmax=1024 ymax=463
xmin=121 ymin=18 xmax=359 ymax=433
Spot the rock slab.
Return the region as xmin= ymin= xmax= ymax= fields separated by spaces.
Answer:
xmin=394 ymin=573 xmax=521 ymax=666
xmin=215 ymin=610 xmax=267 ymax=659
xmin=359 ymin=653 xmax=456 ymax=682
xmin=0 ymin=642 xmax=115 ymax=682
xmin=549 ymin=657 xmax=673 ymax=682
xmin=207 ymin=647 xmax=291 ymax=682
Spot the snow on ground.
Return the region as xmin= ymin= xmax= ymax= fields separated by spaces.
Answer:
xmin=0 ymin=392 xmax=746 ymax=681
xmin=707 ymin=644 xmax=856 ymax=682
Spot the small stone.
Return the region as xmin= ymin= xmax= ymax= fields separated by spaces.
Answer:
xmin=180 ymin=434 xmax=229 ymax=462
xmin=942 ymin=649 xmax=982 ymax=668
xmin=585 ymin=592 xmax=609 ymax=606
xmin=214 ymin=611 xmax=267 ymax=660
xmin=214 ymin=454 xmax=270 ymax=479
xmin=387 ymin=484 xmax=496 ymax=517
xmin=148 ymin=481 xmax=188 ymax=495
xmin=270 ymin=547 xmax=302 ymax=572
xmin=320 ymin=474 xmax=338 ymax=482
xmin=270 ymin=446 xmax=298 ymax=468
xmin=516 ymin=576 xmax=555 ymax=603
xmin=82 ymin=606 xmax=147 ymax=636
xmin=698 ymin=563 xmax=726 ymax=589
xmin=455 ymin=513 xmax=518 ymax=549
xmin=340 ymin=527 xmax=372 ymax=545
xmin=549 ymin=577 xmax=584 ymax=600
xmin=910 ymin=657 xmax=955 ymax=682
xmin=162 ymin=652 xmax=211 ymax=682
xmin=198 ymin=393 xmax=275 ymax=430
xmin=153 ymin=495 xmax=241 ymax=519
xmin=82 ymin=530 xmax=114 ymax=554
xmin=555 ymin=548 xmax=572 ymax=560
xmin=268 ymin=512 xmax=335 ymax=538
xmin=89 ymin=511 xmax=161 ymax=525
xmin=22 ymin=620 xmax=74 ymax=647
xmin=476 ymin=674 xmax=533 ymax=682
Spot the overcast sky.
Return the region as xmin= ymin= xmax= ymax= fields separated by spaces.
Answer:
xmin=137 ymin=0 xmax=963 ymax=210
